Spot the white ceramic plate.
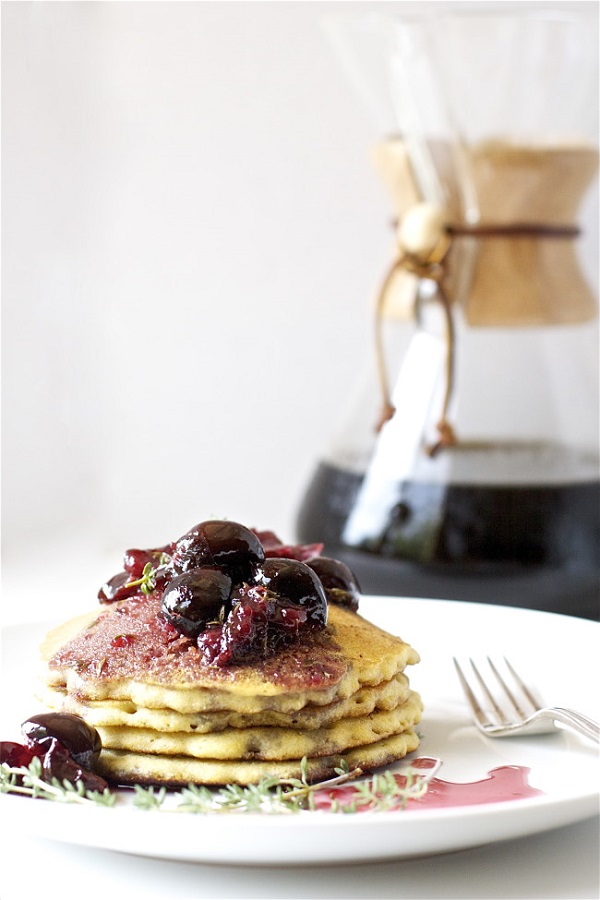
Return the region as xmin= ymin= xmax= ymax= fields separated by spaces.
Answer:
xmin=1 ymin=597 xmax=598 ymax=865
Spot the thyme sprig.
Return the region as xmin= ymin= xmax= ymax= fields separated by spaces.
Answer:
xmin=1 ymin=756 xmax=439 ymax=814
xmin=325 ymin=766 xmax=431 ymax=813
xmin=124 ymin=553 xmax=171 ymax=595
xmin=132 ymin=759 xmax=365 ymax=814
xmin=124 ymin=562 xmax=158 ymax=595
xmin=0 ymin=757 xmax=116 ymax=807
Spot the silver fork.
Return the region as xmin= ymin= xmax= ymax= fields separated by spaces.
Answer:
xmin=453 ymin=656 xmax=600 ymax=743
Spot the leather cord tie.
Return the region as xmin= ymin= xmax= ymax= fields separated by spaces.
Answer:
xmin=374 ymin=251 xmax=456 ymax=457
xmin=448 ymin=222 xmax=580 ymax=239
xmin=375 ymin=206 xmax=581 ymax=455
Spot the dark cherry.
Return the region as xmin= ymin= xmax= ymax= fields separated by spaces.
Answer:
xmin=306 ymin=557 xmax=361 ymax=612
xmin=123 ymin=543 xmax=174 ymax=578
xmin=99 ymin=543 xmax=175 ymax=603
xmin=123 ymin=549 xmax=153 ymax=578
xmin=21 ymin=712 xmax=102 ymax=771
xmin=2 ymin=715 xmax=108 ymax=792
xmin=257 ymin=558 xmax=328 ymax=628
xmin=123 ymin=548 xmax=154 ymax=578
xmin=161 ymin=567 xmax=232 ymax=637
xmin=97 ymin=570 xmax=139 ymax=604
xmin=170 ymin=520 xmax=265 ymax=580
xmin=38 ymin=737 xmax=108 ymax=792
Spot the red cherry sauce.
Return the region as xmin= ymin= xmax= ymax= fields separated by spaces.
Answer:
xmin=313 ymin=757 xmax=543 ymax=812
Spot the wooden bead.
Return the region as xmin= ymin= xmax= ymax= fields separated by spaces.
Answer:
xmin=397 ymin=203 xmax=451 ymax=264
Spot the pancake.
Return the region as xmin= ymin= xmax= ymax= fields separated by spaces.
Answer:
xmin=41 ymin=598 xmax=419 ymax=714
xmin=39 ymin=672 xmax=411 ymax=732
xmin=96 ymin=730 xmax=421 ymax=787
xmin=94 ymin=693 xmax=422 ymax=761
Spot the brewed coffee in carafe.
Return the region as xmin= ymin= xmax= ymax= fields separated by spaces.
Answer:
xmin=296 ymin=11 xmax=599 ymax=618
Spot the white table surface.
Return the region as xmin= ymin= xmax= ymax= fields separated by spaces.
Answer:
xmin=0 ymin=815 xmax=598 ymax=899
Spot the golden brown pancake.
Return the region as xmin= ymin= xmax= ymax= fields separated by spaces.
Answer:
xmin=96 ymin=730 xmax=421 ymax=787
xmin=40 ymin=598 xmax=419 ymax=713
xmin=39 ymin=672 xmax=411 ymax=732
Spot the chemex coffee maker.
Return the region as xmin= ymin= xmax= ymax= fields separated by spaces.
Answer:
xmin=296 ymin=10 xmax=599 ymax=618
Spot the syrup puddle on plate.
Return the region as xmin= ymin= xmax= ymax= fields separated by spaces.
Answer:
xmin=312 ymin=757 xmax=543 ymax=812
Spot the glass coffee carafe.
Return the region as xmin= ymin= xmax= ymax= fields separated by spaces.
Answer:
xmin=296 ymin=10 xmax=599 ymax=618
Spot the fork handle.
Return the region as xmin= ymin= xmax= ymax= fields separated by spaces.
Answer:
xmin=548 ymin=707 xmax=600 ymax=744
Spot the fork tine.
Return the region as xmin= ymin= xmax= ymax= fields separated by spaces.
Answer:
xmin=469 ymin=659 xmax=511 ymax=725
xmin=486 ymin=657 xmax=528 ymax=719
xmin=502 ymin=657 xmax=540 ymax=710
xmin=453 ymin=658 xmax=493 ymax=728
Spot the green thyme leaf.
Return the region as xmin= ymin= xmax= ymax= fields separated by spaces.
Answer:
xmin=132 ymin=784 xmax=167 ymax=810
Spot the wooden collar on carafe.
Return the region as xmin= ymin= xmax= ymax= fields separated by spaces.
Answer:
xmin=374 ymin=203 xmax=581 ymax=455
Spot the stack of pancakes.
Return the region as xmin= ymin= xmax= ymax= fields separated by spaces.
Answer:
xmin=38 ymin=595 xmax=422 ymax=786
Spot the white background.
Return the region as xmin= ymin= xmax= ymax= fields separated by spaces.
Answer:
xmin=0 ymin=12 xmax=598 ymax=898
xmin=2 ymin=1 xmax=598 ymax=621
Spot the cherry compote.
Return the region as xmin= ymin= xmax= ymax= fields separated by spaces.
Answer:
xmin=95 ymin=519 xmax=362 ymax=667
xmin=209 ymin=591 xmax=274 ymax=666
xmin=254 ymin=529 xmax=324 ymax=562
xmin=0 ymin=740 xmax=38 ymax=769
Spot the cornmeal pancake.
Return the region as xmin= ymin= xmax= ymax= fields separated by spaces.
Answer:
xmin=96 ymin=730 xmax=421 ymax=786
xmin=94 ymin=693 xmax=422 ymax=761
xmin=39 ymin=672 xmax=411 ymax=732
xmin=40 ymin=598 xmax=419 ymax=714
